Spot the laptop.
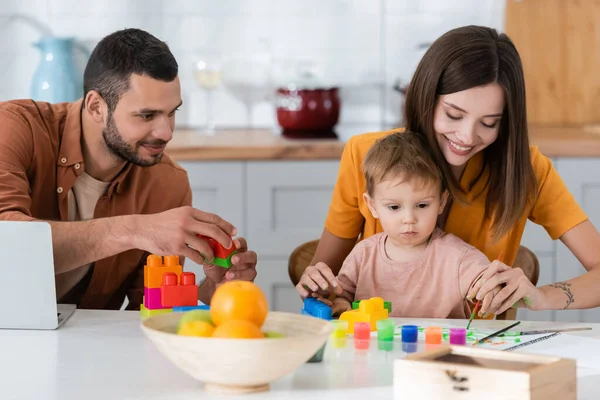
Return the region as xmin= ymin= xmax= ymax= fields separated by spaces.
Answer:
xmin=0 ymin=221 xmax=76 ymax=329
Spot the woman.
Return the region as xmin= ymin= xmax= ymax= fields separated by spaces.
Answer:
xmin=296 ymin=25 xmax=600 ymax=318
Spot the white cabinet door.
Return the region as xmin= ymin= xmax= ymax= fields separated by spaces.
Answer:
xmin=519 ymin=217 xmax=557 ymax=321
xmin=177 ymin=162 xmax=245 ymax=281
xmin=516 ymin=251 xmax=556 ymax=322
xmin=555 ymin=158 xmax=600 ymax=323
xmin=253 ymin=258 xmax=304 ymax=313
xmin=246 ymin=161 xmax=340 ymax=257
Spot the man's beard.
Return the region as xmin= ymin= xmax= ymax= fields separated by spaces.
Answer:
xmin=102 ymin=113 xmax=166 ymax=167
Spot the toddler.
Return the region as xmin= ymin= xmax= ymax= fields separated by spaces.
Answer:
xmin=331 ymin=131 xmax=491 ymax=318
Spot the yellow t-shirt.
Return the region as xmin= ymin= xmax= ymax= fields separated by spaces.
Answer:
xmin=324 ymin=128 xmax=588 ymax=265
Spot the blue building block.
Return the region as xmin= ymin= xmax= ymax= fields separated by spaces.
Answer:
xmin=301 ymin=298 xmax=332 ymax=320
xmin=301 ymin=298 xmax=333 ymax=363
xmin=172 ymin=305 xmax=210 ymax=312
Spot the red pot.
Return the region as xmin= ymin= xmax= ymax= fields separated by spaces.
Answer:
xmin=275 ymin=86 xmax=341 ymax=138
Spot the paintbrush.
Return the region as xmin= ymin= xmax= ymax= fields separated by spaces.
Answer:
xmin=466 ymin=300 xmax=481 ymax=330
xmin=499 ymin=327 xmax=592 ymax=336
xmin=472 ymin=321 xmax=521 ymax=346
xmin=466 ymin=251 xmax=504 ymax=330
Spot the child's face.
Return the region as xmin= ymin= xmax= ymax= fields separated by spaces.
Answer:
xmin=364 ymin=175 xmax=447 ymax=247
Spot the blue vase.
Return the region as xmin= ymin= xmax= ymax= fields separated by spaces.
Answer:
xmin=30 ymin=37 xmax=89 ymax=103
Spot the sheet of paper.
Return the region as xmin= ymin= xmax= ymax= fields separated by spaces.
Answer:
xmin=507 ymin=333 xmax=600 ymax=370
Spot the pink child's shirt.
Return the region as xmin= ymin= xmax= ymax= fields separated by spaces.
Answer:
xmin=336 ymin=228 xmax=491 ymax=319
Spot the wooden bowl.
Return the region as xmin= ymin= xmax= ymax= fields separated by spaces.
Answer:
xmin=141 ymin=311 xmax=333 ymax=394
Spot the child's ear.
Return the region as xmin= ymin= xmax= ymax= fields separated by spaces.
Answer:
xmin=363 ymin=192 xmax=379 ymax=219
xmin=439 ymin=190 xmax=449 ymax=214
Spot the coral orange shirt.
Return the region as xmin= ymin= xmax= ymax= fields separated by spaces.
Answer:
xmin=325 ymin=129 xmax=588 ymax=266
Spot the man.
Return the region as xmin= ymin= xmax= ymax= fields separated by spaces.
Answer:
xmin=0 ymin=28 xmax=257 ymax=310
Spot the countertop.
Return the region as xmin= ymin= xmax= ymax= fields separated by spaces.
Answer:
xmin=2 ymin=310 xmax=599 ymax=399
xmin=165 ymin=125 xmax=600 ymax=161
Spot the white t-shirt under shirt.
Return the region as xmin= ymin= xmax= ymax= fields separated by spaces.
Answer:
xmin=54 ymin=172 xmax=110 ymax=300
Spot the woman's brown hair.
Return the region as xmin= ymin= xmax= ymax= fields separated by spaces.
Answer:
xmin=403 ymin=25 xmax=536 ymax=242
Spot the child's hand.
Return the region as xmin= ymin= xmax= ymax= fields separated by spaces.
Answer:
xmin=295 ymin=262 xmax=343 ymax=300
xmin=331 ymin=297 xmax=352 ymax=317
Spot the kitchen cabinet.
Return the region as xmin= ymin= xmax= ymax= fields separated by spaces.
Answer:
xmin=555 ymin=158 xmax=600 ymax=324
xmin=178 ymin=157 xmax=600 ymax=322
xmin=505 ymin=0 xmax=600 ymax=125
xmin=179 ymin=159 xmax=340 ymax=313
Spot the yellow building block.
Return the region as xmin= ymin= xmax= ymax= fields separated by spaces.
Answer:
xmin=339 ymin=297 xmax=389 ymax=334
xmin=143 ymin=254 xmax=183 ymax=289
xmin=140 ymin=304 xmax=172 ymax=319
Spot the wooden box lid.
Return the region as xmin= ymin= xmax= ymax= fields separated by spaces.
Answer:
xmin=393 ymin=345 xmax=576 ymax=400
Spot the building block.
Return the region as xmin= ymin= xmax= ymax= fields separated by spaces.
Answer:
xmin=140 ymin=303 xmax=172 ymax=319
xmin=353 ymin=299 xmax=392 ymax=313
xmin=301 ymin=298 xmax=333 ymax=320
xmin=196 ymin=234 xmax=237 ymax=268
xmin=301 ymin=298 xmax=333 ymax=362
xmin=339 ymin=297 xmax=388 ymax=334
xmin=144 ymin=287 xmax=165 ymax=310
xmin=172 ymin=305 xmax=210 ymax=312
xmin=161 ymin=271 xmax=199 ymax=308
xmin=143 ymin=254 xmax=183 ymax=289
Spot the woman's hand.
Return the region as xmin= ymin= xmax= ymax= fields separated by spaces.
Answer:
xmin=468 ymin=261 xmax=548 ymax=316
xmin=295 ymin=262 xmax=343 ymax=302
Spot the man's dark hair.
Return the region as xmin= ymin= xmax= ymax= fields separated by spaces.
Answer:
xmin=83 ymin=28 xmax=178 ymax=112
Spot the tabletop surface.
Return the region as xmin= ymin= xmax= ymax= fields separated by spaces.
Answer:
xmin=1 ymin=310 xmax=600 ymax=400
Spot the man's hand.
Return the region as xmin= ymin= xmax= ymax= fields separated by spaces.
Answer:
xmin=203 ymin=237 xmax=258 ymax=285
xmin=132 ymin=206 xmax=237 ymax=266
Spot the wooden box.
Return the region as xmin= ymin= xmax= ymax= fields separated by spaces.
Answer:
xmin=393 ymin=345 xmax=576 ymax=400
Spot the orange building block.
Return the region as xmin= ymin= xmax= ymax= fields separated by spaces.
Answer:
xmin=161 ymin=271 xmax=198 ymax=308
xmin=143 ymin=254 xmax=183 ymax=289
xmin=339 ymin=297 xmax=389 ymax=334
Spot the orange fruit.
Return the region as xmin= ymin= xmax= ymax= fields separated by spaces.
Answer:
xmin=178 ymin=320 xmax=215 ymax=337
xmin=212 ymin=319 xmax=264 ymax=339
xmin=210 ymin=281 xmax=268 ymax=327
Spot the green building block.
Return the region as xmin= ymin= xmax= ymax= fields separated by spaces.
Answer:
xmin=211 ymin=252 xmax=236 ymax=268
xmin=140 ymin=303 xmax=172 ymax=319
xmin=352 ymin=300 xmax=392 ymax=313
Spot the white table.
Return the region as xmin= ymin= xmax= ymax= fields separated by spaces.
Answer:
xmin=1 ymin=310 xmax=600 ymax=399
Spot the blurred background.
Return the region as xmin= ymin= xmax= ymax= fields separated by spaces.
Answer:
xmin=0 ymin=0 xmax=505 ymax=138
xmin=3 ymin=0 xmax=599 ymax=324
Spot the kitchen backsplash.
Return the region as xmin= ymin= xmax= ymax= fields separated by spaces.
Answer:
xmin=0 ymin=0 xmax=504 ymax=138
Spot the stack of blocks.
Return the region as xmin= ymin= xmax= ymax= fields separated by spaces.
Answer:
xmin=140 ymin=254 xmax=206 ymax=318
xmin=339 ymin=297 xmax=389 ymax=334
xmin=140 ymin=235 xmax=237 ymax=319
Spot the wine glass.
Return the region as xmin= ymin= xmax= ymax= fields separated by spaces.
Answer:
xmin=192 ymin=57 xmax=221 ymax=135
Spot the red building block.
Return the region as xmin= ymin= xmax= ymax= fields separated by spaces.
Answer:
xmin=196 ymin=234 xmax=237 ymax=268
xmin=144 ymin=254 xmax=183 ymax=289
xmin=161 ymin=272 xmax=198 ymax=308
